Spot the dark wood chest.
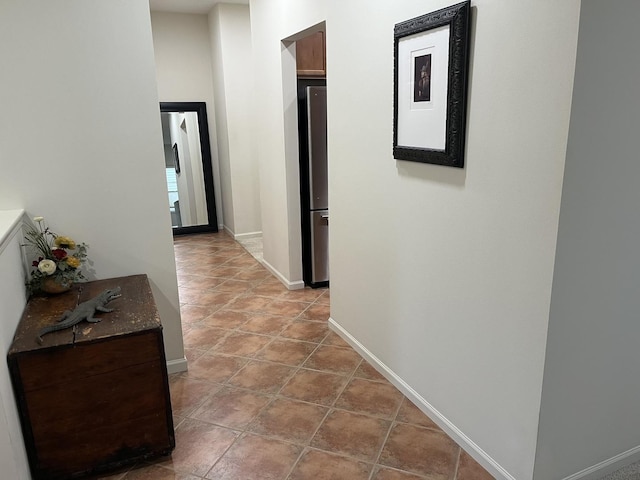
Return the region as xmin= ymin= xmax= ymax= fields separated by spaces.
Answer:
xmin=7 ymin=274 xmax=175 ymax=479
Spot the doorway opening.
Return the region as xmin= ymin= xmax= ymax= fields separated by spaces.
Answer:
xmin=295 ymin=31 xmax=328 ymax=288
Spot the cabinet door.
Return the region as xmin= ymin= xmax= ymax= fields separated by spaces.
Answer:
xmin=296 ymin=31 xmax=326 ymax=77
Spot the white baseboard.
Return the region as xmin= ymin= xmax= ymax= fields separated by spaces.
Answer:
xmin=328 ymin=318 xmax=515 ymax=480
xmin=261 ymin=258 xmax=305 ymax=290
xmin=233 ymin=231 xmax=262 ymax=240
xmin=166 ymin=357 xmax=188 ymax=374
xmin=562 ymin=445 xmax=640 ymax=480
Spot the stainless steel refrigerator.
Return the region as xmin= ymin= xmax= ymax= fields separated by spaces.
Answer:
xmin=299 ymin=82 xmax=328 ymax=287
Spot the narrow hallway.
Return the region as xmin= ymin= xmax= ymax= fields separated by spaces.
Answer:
xmin=97 ymin=232 xmax=494 ymax=479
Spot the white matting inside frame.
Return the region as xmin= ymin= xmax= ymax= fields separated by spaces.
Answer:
xmin=397 ymin=24 xmax=450 ymax=151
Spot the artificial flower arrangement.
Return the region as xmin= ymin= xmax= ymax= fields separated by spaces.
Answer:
xmin=23 ymin=216 xmax=89 ymax=295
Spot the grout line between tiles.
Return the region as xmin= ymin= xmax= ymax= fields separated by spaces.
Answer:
xmin=453 ymin=445 xmax=462 ymax=480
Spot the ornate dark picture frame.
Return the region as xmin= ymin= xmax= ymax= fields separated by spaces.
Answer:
xmin=393 ymin=1 xmax=470 ymax=168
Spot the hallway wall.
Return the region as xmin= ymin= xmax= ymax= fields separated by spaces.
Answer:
xmin=249 ymin=0 xmax=580 ymax=478
xmin=209 ymin=4 xmax=262 ymax=239
xmin=535 ymin=0 xmax=640 ymax=477
xmin=150 ymin=11 xmax=224 ymax=229
xmin=0 ymin=0 xmax=184 ymax=369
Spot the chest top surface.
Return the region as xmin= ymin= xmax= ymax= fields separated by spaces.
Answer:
xmin=8 ymin=274 xmax=161 ymax=355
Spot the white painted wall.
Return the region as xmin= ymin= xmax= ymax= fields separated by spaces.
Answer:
xmin=249 ymin=0 xmax=580 ymax=478
xmin=250 ymin=0 xmax=327 ymax=285
xmin=169 ymin=113 xmax=196 ymax=226
xmin=0 ymin=0 xmax=185 ymax=372
xmin=185 ymin=112 xmax=208 ymax=224
xmin=0 ymin=211 xmax=30 ymax=479
xmin=209 ymin=4 xmax=262 ymax=238
xmin=535 ymin=1 xmax=640 ymax=478
xmin=209 ymin=5 xmax=236 ymax=235
xmin=150 ymin=11 xmax=223 ymax=229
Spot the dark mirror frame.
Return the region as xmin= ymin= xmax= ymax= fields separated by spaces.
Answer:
xmin=393 ymin=1 xmax=471 ymax=168
xmin=160 ymin=102 xmax=219 ymax=235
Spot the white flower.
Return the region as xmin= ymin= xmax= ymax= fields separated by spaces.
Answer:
xmin=33 ymin=216 xmax=44 ymax=223
xmin=38 ymin=259 xmax=57 ymax=275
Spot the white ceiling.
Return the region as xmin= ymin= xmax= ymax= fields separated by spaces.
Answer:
xmin=148 ymin=0 xmax=248 ymax=15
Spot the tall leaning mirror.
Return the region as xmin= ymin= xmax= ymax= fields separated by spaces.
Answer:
xmin=160 ymin=102 xmax=218 ymax=235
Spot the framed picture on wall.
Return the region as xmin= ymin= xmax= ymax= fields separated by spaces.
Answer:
xmin=172 ymin=143 xmax=181 ymax=174
xmin=393 ymin=1 xmax=471 ymax=168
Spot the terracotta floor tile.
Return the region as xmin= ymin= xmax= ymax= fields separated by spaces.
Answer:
xmin=124 ymin=464 xmax=201 ymax=479
xmin=191 ymin=387 xmax=271 ymax=429
xmin=187 ymin=264 xmax=232 ymax=277
xmin=197 ymin=254 xmax=230 ymax=266
xmin=303 ymin=345 xmax=362 ymax=376
xmin=311 ymin=410 xmax=390 ymax=462
xmin=158 ymin=418 xmax=238 ymax=477
xmin=371 ymin=466 xmax=427 ymax=480
xmin=262 ymin=299 xmax=310 ymax=316
xmin=213 ymin=331 xmax=272 ymax=357
xmin=288 ymin=449 xmax=370 ymax=480
xmin=225 ymin=295 xmax=273 ymax=313
xmin=315 ymin=291 xmax=330 ymax=305
xmin=456 ymin=451 xmax=495 ymax=480
xmin=258 ymin=337 xmax=318 ymax=365
xmin=179 ymin=304 xmax=215 ymax=324
xmin=279 ymin=288 xmax=326 ymax=303
xmin=177 ymin=287 xmax=209 ymax=305
xmin=187 ymin=353 xmax=248 ymax=383
xmin=211 ymin=265 xmax=245 ymax=278
xmin=182 ymin=325 xmax=229 ymax=350
xmin=280 ymin=369 xmax=348 ymax=406
xmin=396 ymin=398 xmax=441 ymax=431
xmin=237 ymin=313 xmax=291 ymax=335
xmin=180 ymin=274 xmax=226 ymax=291
xmin=232 ymin=268 xmax=272 ymax=282
xmin=322 ymin=331 xmax=351 ymax=348
xmin=298 ymin=303 xmax=331 ymax=322
xmin=206 ymin=434 xmax=302 ymax=480
xmin=214 ymin=279 xmax=253 ymax=294
xmin=201 ymin=310 xmax=252 ymax=329
xmin=335 ymin=378 xmax=404 ymax=419
xmin=260 ymin=276 xmax=285 ymax=287
xmin=248 ymin=398 xmax=328 ymax=443
xmin=169 ymin=376 xmax=221 ymax=417
xmin=378 ymin=423 xmax=459 ymax=479
xmin=250 ymin=282 xmax=289 ymax=297
xmin=280 ymin=320 xmax=329 ymax=343
xmin=353 ymin=361 xmax=388 ymax=383
xmin=228 ymin=360 xmax=296 ymax=394
xmin=183 ymin=347 xmax=206 ymax=364
xmin=193 ymin=291 xmax=239 ymax=309
xmin=222 ymin=255 xmax=258 ymax=268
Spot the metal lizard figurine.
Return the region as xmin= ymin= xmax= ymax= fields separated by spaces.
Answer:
xmin=37 ymin=287 xmax=122 ymax=344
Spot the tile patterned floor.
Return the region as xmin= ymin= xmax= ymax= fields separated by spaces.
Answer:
xmin=95 ymin=232 xmax=494 ymax=480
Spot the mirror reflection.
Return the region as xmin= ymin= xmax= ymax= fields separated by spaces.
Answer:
xmin=161 ymin=111 xmax=209 ymax=229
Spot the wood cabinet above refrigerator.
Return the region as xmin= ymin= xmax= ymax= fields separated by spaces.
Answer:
xmin=296 ymin=31 xmax=326 ymax=77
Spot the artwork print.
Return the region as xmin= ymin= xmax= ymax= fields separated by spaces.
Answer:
xmin=414 ymin=54 xmax=431 ymax=102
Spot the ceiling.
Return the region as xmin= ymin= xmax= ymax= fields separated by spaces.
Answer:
xmin=148 ymin=0 xmax=248 ymax=15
